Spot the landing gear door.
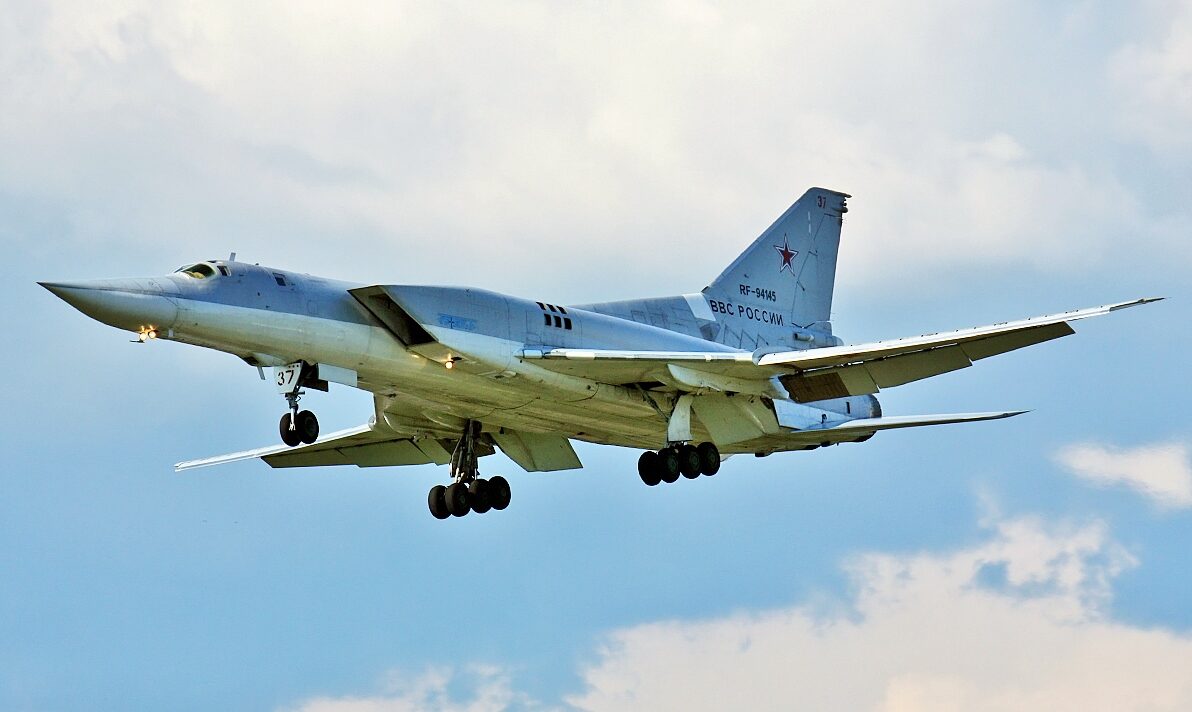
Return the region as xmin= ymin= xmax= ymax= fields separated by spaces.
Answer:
xmin=275 ymin=362 xmax=303 ymax=394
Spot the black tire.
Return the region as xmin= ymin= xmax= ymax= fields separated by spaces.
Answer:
xmin=445 ymin=482 xmax=470 ymax=517
xmin=488 ymin=475 xmax=511 ymax=511
xmin=279 ymin=413 xmax=302 ymax=447
xmin=678 ymin=444 xmax=701 ymax=479
xmin=659 ymin=449 xmax=681 ymax=483
xmin=697 ymin=441 xmax=721 ymax=476
xmin=428 ymin=485 xmax=450 ymax=519
xmin=296 ymin=410 xmax=319 ymax=444
xmin=469 ymin=479 xmax=492 ymax=513
xmin=638 ymin=451 xmax=662 ymax=486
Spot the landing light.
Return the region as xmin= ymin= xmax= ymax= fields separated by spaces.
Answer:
xmin=444 ymin=359 xmax=455 ymax=370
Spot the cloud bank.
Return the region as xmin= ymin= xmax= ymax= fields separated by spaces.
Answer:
xmin=567 ymin=515 xmax=1192 ymax=711
xmin=1110 ymin=0 xmax=1192 ymax=150
xmin=285 ymin=513 xmax=1192 ymax=712
xmin=3 ymin=1 xmax=1186 ymax=298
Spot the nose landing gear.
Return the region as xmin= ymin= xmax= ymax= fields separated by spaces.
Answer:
xmin=428 ymin=420 xmax=511 ymax=519
xmin=277 ymin=363 xmax=320 ymax=447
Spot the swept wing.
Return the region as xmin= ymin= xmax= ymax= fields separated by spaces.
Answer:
xmin=174 ymin=424 xmax=454 ymax=471
xmin=526 ymin=298 xmax=1160 ymax=401
xmin=175 ymin=423 xmax=581 ymax=473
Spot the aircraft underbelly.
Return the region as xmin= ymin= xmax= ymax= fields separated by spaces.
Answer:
xmin=363 ymin=373 xmax=669 ymax=447
xmin=344 ymin=328 xmax=801 ymax=452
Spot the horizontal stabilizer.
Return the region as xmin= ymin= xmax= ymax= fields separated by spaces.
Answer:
xmin=777 ymin=410 xmax=1028 ymax=447
xmin=805 ymin=410 xmax=1027 ymax=434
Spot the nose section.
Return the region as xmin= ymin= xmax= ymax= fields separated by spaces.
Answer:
xmin=39 ymin=278 xmax=179 ymax=332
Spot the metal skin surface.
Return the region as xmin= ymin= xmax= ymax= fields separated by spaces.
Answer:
xmin=39 ymin=187 xmax=1159 ymax=482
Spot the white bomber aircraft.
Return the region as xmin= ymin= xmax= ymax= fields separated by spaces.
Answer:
xmin=41 ymin=188 xmax=1160 ymax=519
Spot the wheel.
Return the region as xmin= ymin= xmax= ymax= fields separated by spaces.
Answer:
xmin=444 ymin=482 xmax=470 ymax=517
xmin=658 ymin=448 xmax=681 ymax=483
xmin=697 ymin=441 xmax=721 ymax=476
xmin=488 ymin=475 xmax=511 ymax=510
xmin=279 ymin=413 xmax=302 ymax=447
xmin=637 ymin=451 xmax=662 ymax=486
xmin=678 ymin=444 xmax=701 ymax=479
xmin=296 ymin=410 xmax=319 ymax=444
xmin=428 ymin=485 xmax=450 ymax=519
xmin=469 ymin=479 xmax=492 ymax=514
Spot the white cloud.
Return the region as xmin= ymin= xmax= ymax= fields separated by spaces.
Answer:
xmin=1055 ymin=441 xmax=1192 ymax=509
xmin=287 ymin=514 xmax=1192 ymax=712
xmin=279 ymin=665 xmax=519 ymax=712
xmin=566 ymin=515 xmax=1192 ymax=712
xmin=1 ymin=2 xmax=1186 ymax=299
xmin=1110 ymin=1 xmax=1192 ymax=150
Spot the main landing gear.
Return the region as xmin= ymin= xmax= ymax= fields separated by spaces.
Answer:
xmin=428 ymin=420 xmax=511 ymax=520
xmin=637 ymin=442 xmax=720 ymax=486
xmin=279 ymin=388 xmax=319 ymax=447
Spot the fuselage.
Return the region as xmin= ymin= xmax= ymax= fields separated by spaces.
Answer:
xmin=40 ymin=258 xmax=880 ymax=454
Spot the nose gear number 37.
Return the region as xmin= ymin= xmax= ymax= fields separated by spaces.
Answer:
xmin=275 ymin=362 xmax=303 ymax=394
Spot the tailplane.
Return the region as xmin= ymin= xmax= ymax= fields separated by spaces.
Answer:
xmin=703 ymin=187 xmax=848 ymax=349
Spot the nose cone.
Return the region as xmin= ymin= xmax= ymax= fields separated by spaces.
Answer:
xmin=39 ymin=278 xmax=179 ymax=332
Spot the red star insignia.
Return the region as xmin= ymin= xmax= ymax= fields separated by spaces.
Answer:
xmin=774 ymin=236 xmax=798 ymax=273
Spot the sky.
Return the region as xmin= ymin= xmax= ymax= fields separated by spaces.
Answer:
xmin=1 ymin=1 xmax=1190 ymax=710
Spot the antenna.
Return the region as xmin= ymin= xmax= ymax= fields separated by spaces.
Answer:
xmin=228 ymin=252 xmax=237 ymax=262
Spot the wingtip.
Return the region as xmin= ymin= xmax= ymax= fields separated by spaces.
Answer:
xmin=985 ymin=409 xmax=1030 ymax=421
xmin=1111 ymin=296 xmax=1165 ymax=310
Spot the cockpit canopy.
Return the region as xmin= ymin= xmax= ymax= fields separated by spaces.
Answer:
xmin=175 ymin=261 xmax=231 ymax=279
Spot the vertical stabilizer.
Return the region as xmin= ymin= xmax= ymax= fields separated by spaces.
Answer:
xmin=702 ymin=187 xmax=848 ymax=349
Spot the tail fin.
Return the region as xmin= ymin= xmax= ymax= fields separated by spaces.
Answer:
xmin=702 ymin=187 xmax=848 ymax=349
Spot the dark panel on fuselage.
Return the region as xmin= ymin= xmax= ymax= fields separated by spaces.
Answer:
xmin=349 ymin=286 xmax=435 ymax=346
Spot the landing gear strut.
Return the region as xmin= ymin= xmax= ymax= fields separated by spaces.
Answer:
xmin=428 ymin=420 xmax=511 ymax=519
xmin=638 ymin=441 xmax=720 ymax=486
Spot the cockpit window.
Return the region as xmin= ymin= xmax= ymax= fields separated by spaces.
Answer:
xmin=175 ymin=263 xmax=218 ymax=279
